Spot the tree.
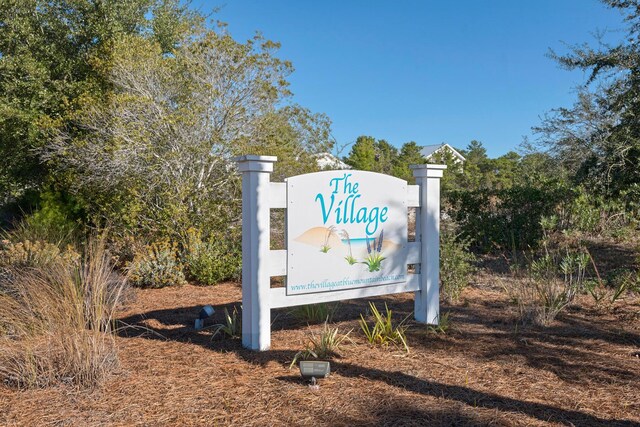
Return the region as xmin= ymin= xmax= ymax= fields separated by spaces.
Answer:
xmin=392 ymin=141 xmax=424 ymax=183
xmin=0 ymin=0 xmax=198 ymax=205
xmin=344 ymin=136 xmax=377 ymax=170
xmin=374 ymin=140 xmax=398 ymax=175
xmin=459 ymin=140 xmax=491 ymax=190
xmin=42 ymin=30 xmax=332 ymax=239
xmin=535 ymin=0 xmax=640 ymax=205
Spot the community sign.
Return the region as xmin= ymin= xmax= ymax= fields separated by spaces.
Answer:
xmin=286 ymin=171 xmax=408 ymax=295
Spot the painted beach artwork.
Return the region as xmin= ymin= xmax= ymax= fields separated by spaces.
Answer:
xmin=293 ymin=226 xmax=401 ymax=272
xmin=286 ymin=171 xmax=408 ymax=295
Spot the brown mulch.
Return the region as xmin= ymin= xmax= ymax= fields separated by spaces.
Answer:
xmin=1 ymin=275 xmax=639 ymax=426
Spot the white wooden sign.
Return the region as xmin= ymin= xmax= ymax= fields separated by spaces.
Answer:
xmin=287 ymin=171 xmax=407 ymax=295
xmin=234 ymin=155 xmax=446 ymax=351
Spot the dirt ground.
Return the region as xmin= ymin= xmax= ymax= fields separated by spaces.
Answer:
xmin=1 ymin=245 xmax=639 ymax=426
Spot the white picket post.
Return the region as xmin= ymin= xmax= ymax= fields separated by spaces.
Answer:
xmin=411 ymin=164 xmax=446 ymax=325
xmin=235 ymin=155 xmax=277 ymax=350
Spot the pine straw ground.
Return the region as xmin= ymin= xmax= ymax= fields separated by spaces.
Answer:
xmin=1 ymin=246 xmax=639 ymax=426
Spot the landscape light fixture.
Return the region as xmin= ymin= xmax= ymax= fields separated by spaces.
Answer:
xmin=194 ymin=305 xmax=215 ymax=330
xmin=299 ymin=360 xmax=330 ymax=388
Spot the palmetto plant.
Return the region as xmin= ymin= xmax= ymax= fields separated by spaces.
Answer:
xmin=363 ymin=230 xmax=385 ymax=272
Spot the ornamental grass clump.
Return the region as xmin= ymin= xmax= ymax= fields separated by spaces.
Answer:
xmin=291 ymin=302 xmax=338 ymax=324
xmin=290 ymin=322 xmax=352 ymax=368
xmin=359 ymin=302 xmax=409 ymax=353
xmin=0 ymin=234 xmax=126 ymax=388
xmin=505 ymin=249 xmax=590 ymax=326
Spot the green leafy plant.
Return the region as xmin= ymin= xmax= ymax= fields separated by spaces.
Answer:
xmin=586 ymin=261 xmax=639 ymax=309
xmin=127 ymin=240 xmax=186 ymax=288
xmin=291 ymin=303 xmax=338 ymax=324
xmin=440 ymin=224 xmax=476 ymax=302
xmin=6 ymin=191 xmax=82 ymax=248
xmin=427 ymin=311 xmax=452 ymax=335
xmin=183 ymin=228 xmax=241 ymax=285
xmin=211 ymin=306 xmax=242 ymax=339
xmin=289 ymin=322 xmax=352 ymax=368
xmin=359 ymin=302 xmax=409 ymax=352
xmin=505 ymin=248 xmax=590 ymax=325
xmin=362 ymin=230 xmax=385 ymax=272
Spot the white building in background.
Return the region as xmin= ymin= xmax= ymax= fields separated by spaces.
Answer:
xmin=420 ymin=143 xmax=466 ymax=164
xmin=314 ymin=152 xmax=351 ymax=170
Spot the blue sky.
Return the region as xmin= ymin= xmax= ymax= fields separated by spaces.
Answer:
xmin=198 ymin=0 xmax=626 ymax=157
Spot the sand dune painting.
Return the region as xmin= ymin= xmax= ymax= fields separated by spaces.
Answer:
xmin=294 ymin=226 xmax=400 ymax=262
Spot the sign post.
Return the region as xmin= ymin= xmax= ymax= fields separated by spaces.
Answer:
xmin=411 ymin=164 xmax=446 ymax=325
xmin=236 ymin=155 xmax=277 ymax=351
xmin=235 ymin=155 xmax=445 ymax=351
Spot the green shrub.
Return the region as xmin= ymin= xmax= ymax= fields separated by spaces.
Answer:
xmin=440 ymin=225 xmax=476 ymax=303
xmin=505 ymin=249 xmax=590 ymax=325
xmin=550 ymin=187 xmax=639 ymax=239
xmin=359 ymin=302 xmax=409 ymax=352
xmin=127 ymin=240 xmax=186 ymax=288
xmin=8 ymin=190 xmax=83 ymax=247
xmin=448 ymin=183 xmax=569 ymax=251
xmin=183 ymin=229 xmax=241 ymax=285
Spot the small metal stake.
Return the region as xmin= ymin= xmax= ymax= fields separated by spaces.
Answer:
xmin=308 ymin=376 xmax=319 ymax=391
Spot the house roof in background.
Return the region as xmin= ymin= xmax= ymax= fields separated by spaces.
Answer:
xmin=314 ymin=152 xmax=351 ymax=170
xmin=420 ymin=143 xmax=466 ymax=162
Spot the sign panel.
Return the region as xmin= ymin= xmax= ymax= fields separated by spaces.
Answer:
xmin=286 ymin=171 xmax=407 ymax=295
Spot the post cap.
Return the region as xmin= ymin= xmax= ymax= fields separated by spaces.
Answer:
xmin=233 ymin=155 xmax=278 ymax=173
xmin=410 ymin=163 xmax=447 ymax=178
xmin=233 ymin=155 xmax=278 ymax=163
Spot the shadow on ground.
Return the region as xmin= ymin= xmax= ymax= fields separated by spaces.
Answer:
xmin=116 ymin=291 xmax=639 ymax=427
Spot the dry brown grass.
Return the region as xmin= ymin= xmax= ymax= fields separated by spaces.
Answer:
xmin=0 ymin=235 xmax=126 ymax=388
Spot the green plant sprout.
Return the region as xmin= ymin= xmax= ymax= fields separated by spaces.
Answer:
xmin=362 ymin=230 xmax=385 ymax=272
xmin=340 ymin=229 xmax=358 ymax=265
xmin=289 ymin=322 xmax=353 ymax=368
xmin=359 ymin=301 xmax=409 ymax=353
xmin=427 ymin=311 xmax=452 ymax=334
xmin=211 ymin=306 xmax=242 ymax=339
xmin=320 ymin=225 xmax=337 ymax=253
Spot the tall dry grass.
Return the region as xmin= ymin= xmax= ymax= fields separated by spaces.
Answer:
xmin=0 ymin=234 xmax=126 ymax=388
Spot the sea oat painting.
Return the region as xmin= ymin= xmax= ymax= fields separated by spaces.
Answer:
xmin=286 ymin=170 xmax=408 ymax=295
